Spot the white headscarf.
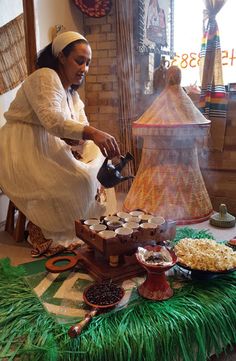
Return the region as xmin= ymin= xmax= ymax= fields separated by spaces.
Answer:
xmin=52 ymin=31 xmax=88 ymax=57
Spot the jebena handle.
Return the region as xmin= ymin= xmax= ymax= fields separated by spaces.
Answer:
xmin=68 ymin=309 xmax=98 ymax=338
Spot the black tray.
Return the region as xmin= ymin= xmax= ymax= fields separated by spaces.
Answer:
xmin=177 ymin=262 xmax=236 ymax=280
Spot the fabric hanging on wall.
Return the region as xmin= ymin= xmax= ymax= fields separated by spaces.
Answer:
xmin=74 ymin=0 xmax=112 ymax=18
xmin=0 ymin=14 xmax=27 ymax=95
xmin=115 ymin=0 xmax=136 ymax=192
xmin=199 ymin=0 xmax=228 ymax=151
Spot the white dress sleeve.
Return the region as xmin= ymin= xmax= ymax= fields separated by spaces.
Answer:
xmin=22 ymin=68 xmax=85 ymax=139
xmin=72 ymin=91 xmax=89 ymax=126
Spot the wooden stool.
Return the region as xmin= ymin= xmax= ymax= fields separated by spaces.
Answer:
xmin=5 ymin=201 xmax=26 ymax=242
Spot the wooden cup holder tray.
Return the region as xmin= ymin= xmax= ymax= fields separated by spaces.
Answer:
xmin=72 ymin=218 xmax=176 ymax=282
xmin=75 ymin=218 xmax=171 ymax=258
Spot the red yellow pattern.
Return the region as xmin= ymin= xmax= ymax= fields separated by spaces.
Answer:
xmin=124 ymin=144 xmax=213 ymax=224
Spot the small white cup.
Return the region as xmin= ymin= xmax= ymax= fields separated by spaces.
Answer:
xmin=138 ymin=214 xmax=153 ymax=222
xmin=148 ymin=216 xmax=165 ymax=226
xmin=98 ymin=230 xmax=116 ymax=239
xmin=115 ymin=227 xmax=133 ymax=236
xmin=107 ymin=221 xmax=123 ymax=230
xmin=124 ymin=216 xmax=140 ymax=223
xmin=123 ymin=222 xmax=139 ymax=229
xmin=84 ymin=219 xmax=100 ymax=226
xmin=140 ymin=222 xmax=158 ymax=229
xmin=89 ymin=224 xmax=107 ymax=232
xmin=117 ymin=211 xmax=130 ymax=219
xmin=104 ymin=215 xmax=120 ymax=222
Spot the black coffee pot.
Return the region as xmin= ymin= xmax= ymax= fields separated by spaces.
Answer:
xmin=97 ymin=152 xmax=135 ymax=188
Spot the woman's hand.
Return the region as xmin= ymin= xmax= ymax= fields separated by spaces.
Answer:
xmin=83 ymin=126 xmax=120 ymax=159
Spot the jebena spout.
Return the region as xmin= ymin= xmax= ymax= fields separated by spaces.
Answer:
xmin=121 ymin=175 xmax=135 ymax=182
xmin=115 ymin=152 xmax=135 ymax=172
xmin=115 ymin=175 xmax=135 ymax=187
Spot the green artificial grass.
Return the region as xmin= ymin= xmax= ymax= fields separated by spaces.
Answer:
xmin=0 ymin=228 xmax=235 ymax=361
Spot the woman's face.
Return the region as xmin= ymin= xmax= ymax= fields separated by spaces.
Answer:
xmin=58 ymin=42 xmax=92 ymax=88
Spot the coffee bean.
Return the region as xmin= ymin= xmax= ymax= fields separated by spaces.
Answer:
xmin=85 ymin=282 xmax=123 ymax=306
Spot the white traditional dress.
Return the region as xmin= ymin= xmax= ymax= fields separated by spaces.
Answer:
xmin=0 ymin=68 xmax=116 ymax=245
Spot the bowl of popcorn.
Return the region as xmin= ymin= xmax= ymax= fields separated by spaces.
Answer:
xmin=174 ymin=238 xmax=236 ymax=277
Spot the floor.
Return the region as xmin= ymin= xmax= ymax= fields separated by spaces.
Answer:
xmin=0 ymin=198 xmax=236 ymax=361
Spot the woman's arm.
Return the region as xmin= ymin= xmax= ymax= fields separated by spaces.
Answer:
xmin=23 ymin=69 xmax=120 ymax=158
xmin=23 ymin=69 xmax=85 ymax=139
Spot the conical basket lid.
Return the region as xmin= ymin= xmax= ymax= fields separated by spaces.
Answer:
xmin=133 ymin=66 xmax=210 ymax=132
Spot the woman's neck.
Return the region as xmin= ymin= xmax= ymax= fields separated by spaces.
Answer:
xmin=57 ymin=66 xmax=70 ymax=90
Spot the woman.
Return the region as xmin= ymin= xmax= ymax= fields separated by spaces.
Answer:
xmin=0 ymin=31 xmax=120 ymax=256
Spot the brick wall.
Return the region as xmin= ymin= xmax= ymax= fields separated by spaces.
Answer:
xmin=83 ymin=3 xmax=155 ymax=145
xmin=84 ymin=5 xmax=120 ymax=143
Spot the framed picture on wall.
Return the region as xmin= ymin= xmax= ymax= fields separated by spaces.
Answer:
xmin=228 ymin=83 xmax=236 ymax=92
xmin=137 ymin=0 xmax=174 ymax=56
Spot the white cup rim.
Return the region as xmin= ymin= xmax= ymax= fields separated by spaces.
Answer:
xmin=123 ymin=222 xmax=139 ymax=229
xmin=138 ymin=214 xmax=153 ymax=221
xmin=104 ymin=215 xmax=120 ymax=222
xmin=148 ymin=216 xmax=165 ymax=225
xmin=129 ymin=210 xmax=145 ymax=217
xmin=107 ymin=220 xmax=123 ymax=226
xmin=116 ymin=211 xmax=130 ymax=218
xmin=84 ymin=219 xmax=100 ymax=225
xmin=124 ymin=216 xmax=140 ymax=223
xmin=89 ymin=224 xmax=107 ymax=231
xmin=140 ymin=222 xmax=158 ymax=229
xmin=115 ymin=227 xmax=133 ymax=235
xmin=98 ymin=230 xmax=116 ymax=239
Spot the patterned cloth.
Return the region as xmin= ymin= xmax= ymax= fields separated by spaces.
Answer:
xmin=27 ymin=221 xmax=82 ymax=257
xmin=74 ymin=0 xmax=112 ymax=17
xmin=199 ymin=0 xmax=228 ymax=151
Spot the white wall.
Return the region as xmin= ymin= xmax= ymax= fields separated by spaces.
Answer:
xmin=34 ymin=0 xmax=84 ymax=50
xmin=34 ymin=0 xmax=85 ymax=99
xmin=0 ymin=0 xmax=23 ymax=27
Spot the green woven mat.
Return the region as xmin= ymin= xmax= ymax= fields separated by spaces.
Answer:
xmin=24 ymin=263 xmax=144 ymax=324
xmin=0 ymin=227 xmax=235 ymax=361
xmin=21 ymin=227 xmax=215 ymax=324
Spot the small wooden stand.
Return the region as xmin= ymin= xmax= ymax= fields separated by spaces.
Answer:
xmin=75 ymin=219 xmax=176 ymax=282
xmin=5 ymin=201 xmax=26 ymax=242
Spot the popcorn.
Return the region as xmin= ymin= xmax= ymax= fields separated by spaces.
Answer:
xmin=174 ymin=238 xmax=236 ymax=271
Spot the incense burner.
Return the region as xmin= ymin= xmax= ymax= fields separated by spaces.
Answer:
xmin=136 ymin=245 xmax=177 ymax=300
